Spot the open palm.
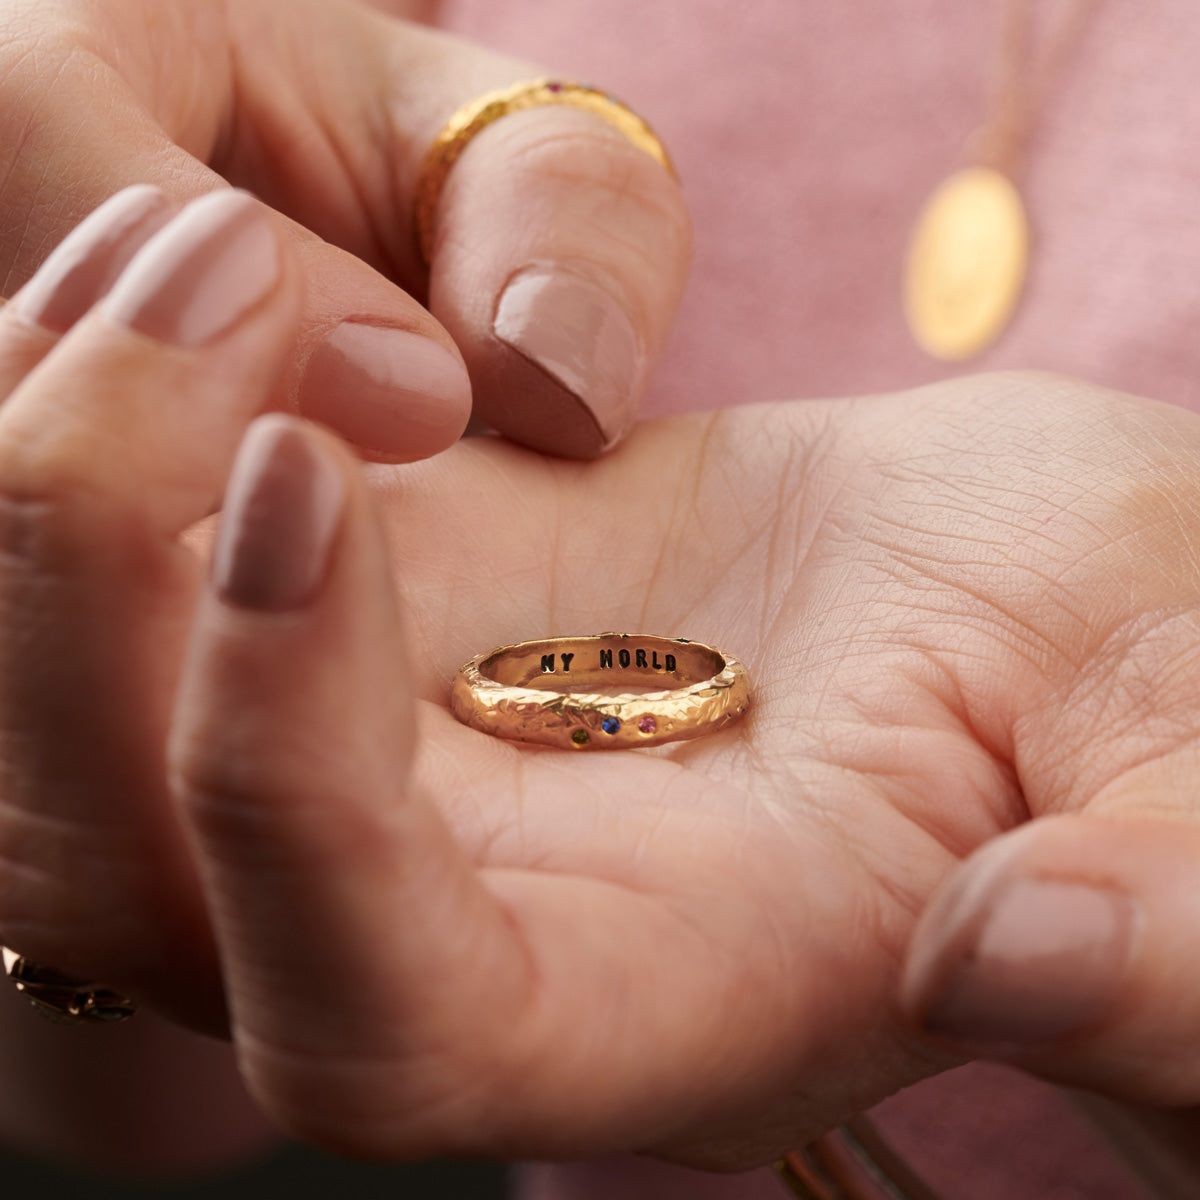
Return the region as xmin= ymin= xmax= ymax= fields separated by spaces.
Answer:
xmin=187 ymin=375 xmax=1200 ymax=1165
xmin=3 ymin=195 xmax=1199 ymax=1169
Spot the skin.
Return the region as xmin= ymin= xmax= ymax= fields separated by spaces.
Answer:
xmin=1 ymin=197 xmax=1200 ymax=1185
xmin=0 ymin=0 xmax=690 ymax=459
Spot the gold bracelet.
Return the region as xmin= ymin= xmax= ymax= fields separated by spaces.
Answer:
xmin=450 ymin=633 xmax=749 ymax=750
xmin=413 ymin=78 xmax=676 ymax=265
xmin=2 ymin=946 xmax=136 ymax=1024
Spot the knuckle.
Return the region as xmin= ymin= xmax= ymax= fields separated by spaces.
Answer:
xmin=169 ymin=743 xmax=289 ymax=864
xmin=0 ymin=429 xmax=125 ymax=568
xmin=0 ymin=488 xmax=61 ymax=573
xmin=447 ymin=107 xmax=692 ymax=275
xmin=510 ymin=112 xmax=680 ymax=206
xmin=0 ymin=803 xmax=150 ymax=979
xmin=170 ymin=721 xmax=391 ymax=870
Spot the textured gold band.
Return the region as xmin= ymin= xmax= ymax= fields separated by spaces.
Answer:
xmin=413 ymin=78 xmax=676 ymax=266
xmin=2 ymin=945 xmax=136 ymax=1024
xmin=450 ymin=633 xmax=749 ymax=750
xmin=775 ymin=1116 xmax=945 ymax=1199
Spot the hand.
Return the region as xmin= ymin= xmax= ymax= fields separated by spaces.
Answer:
xmin=4 ymin=191 xmax=1200 ymax=1169
xmin=0 ymin=0 xmax=690 ymax=459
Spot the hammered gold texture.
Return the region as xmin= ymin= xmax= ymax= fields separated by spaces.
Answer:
xmin=413 ymin=78 xmax=677 ymax=265
xmin=450 ymin=634 xmax=750 ymax=750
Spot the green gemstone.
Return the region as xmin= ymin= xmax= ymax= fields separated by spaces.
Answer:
xmin=571 ymin=729 xmax=590 ymax=746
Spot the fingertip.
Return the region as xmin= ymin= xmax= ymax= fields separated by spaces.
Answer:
xmin=902 ymin=816 xmax=1200 ymax=1105
xmin=213 ymin=414 xmax=348 ymax=614
xmin=904 ymin=869 xmax=1138 ymax=1048
xmin=428 ymin=107 xmax=691 ymax=458
xmin=172 ymin=408 xmax=409 ymax=844
xmin=295 ymin=321 xmax=472 ymax=462
xmin=900 ymin=830 xmax=1025 ymax=1030
xmin=10 ymin=184 xmax=177 ymax=336
xmin=475 ymin=262 xmax=645 ymax=458
xmin=104 ymin=190 xmax=289 ymax=348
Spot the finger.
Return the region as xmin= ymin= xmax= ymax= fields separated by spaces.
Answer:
xmin=171 ymin=418 xmax=791 ymax=1159
xmin=0 ymin=1 xmax=471 ymax=461
xmin=0 ymin=185 xmax=176 ymax=393
xmin=0 ymin=190 xmax=303 ymax=1029
xmin=421 ymin=79 xmax=691 ymax=457
xmin=3 ymin=2 xmax=689 ymax=459
xmin=168 ymin=416 xmax=533 ymax=1149
xmin=212 ymin=6 xmax=691 ymax=456
xmin=901 ymin=814 xmax=1200 ymax=1106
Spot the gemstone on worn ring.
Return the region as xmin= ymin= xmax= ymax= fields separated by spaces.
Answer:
xmin=601 ymin=717 xmax=621 ymax=735
xmin=637 ymin=715 xmax=657 ymax=734
xmin=571 ymin=729 xmax=590 ymax=746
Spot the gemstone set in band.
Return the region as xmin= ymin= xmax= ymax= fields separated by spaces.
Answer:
xmin=450 ymin=633 xmax=750 ymax=750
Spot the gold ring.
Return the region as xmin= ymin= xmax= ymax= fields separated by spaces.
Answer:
xmin=774 ymin=1115 xmax=946 ymax=1199
xmin=2 ymin=945 xmax=137 ymax=1024
xmin=450 ymin=633 xmax=749 ymax=750
xmin=413 ymin=78 xmax=677 ymax=266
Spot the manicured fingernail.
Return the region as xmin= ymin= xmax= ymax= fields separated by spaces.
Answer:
xmin=915 ymin=878 xmax=1138 ymax=1045
xmin=16 ymin=186 xmax=174 ymax=333
xmin=297 ymin=323 xmax=470 ymax=458
xmin=105 ymin=191 xmax=280 ymax=346
xmin=491 ymin=264 xmax=643 ymax=457
xmin=213 ymin=416 xmax=344 ymax=612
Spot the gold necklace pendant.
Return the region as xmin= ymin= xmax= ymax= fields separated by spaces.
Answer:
xmin=903 ymin=166 xmax=1029 ymax=361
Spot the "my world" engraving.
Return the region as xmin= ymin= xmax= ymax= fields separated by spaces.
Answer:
xmin=540 ymin=648 xmax=678 ymax=674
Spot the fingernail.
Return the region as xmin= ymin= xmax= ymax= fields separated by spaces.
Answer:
xmin=16 ymin=185 xmax=174 ymax=333
xmin=105 ymin=191 xmax=280 ymax=347
xmin=297 ymin=323 xmax=470 ymax=459
xmin=916 ymin=878 xmax=1138 ymax=1045
xmin=491 ymin=264 xmax=643 ymax=457
xmin=213 ymin=416 xmax=344 ymax=612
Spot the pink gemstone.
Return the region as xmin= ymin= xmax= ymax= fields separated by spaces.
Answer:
xmin=637 ymin=715 xmax=657 ymax=734
xmin=547 ymin=82 xmax=563 ymax=92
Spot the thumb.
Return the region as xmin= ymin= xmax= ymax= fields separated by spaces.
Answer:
xmin=423 ymin=81 xmax=691 ymax=457
xmin=2 ymin=2 xmax=690 ymax=463
xmin=901 ymin=814 xmax=1200 ymax=1106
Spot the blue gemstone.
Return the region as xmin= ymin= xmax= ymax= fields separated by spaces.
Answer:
xmin=601 ymin=717 xmax=621 ymax=735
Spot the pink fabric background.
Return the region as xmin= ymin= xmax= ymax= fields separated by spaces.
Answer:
xmin=441 ymin=0 xmax=1200 ymax=420
xmin=433 ymin=1 xmax=1195 ymax=1195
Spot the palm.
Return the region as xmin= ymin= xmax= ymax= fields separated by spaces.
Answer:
xmin=13 ymin=360 xmax=1195 ymax=1166
xmin=345 ymin=374 xmax=1192 ymax=1161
